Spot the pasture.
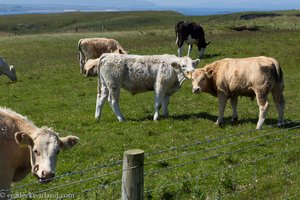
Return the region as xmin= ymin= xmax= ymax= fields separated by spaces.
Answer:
xmin=0 ymin=10 xmax=300 ymax=199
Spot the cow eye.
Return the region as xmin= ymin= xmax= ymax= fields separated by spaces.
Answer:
xmin=33 ymin=149 xmax=40 ymax=156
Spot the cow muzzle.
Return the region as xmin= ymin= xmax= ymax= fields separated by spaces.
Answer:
xmin=192 ymin=87 xmax=201 ymax=93
xmin=33 ymin=165 xmax=55 ymax=183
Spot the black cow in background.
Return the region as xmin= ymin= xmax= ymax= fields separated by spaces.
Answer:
xmin=175 ymin=21 xmax=210 ymax=58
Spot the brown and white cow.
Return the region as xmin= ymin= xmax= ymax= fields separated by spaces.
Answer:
xmin=0 ymin=57 xmax=17 ymax=81
xmin=191 ymin=56 xmax=285 ymax=129
xmin=95 ymin=54 xmax=199 ymax=122
xmin=78 ymin=38 xmax=127 ymax=75
xmin=0 ymin=107 xmax=78 ymax=198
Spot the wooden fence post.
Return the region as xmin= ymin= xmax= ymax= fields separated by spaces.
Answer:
xmin=122 ymin=149 xmax=144 ymax=200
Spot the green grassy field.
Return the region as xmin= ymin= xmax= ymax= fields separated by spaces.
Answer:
xmin=0 ymin=10 xmax=300 ymax=199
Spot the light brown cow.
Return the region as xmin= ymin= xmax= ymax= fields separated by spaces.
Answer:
xmin=191 ymin=56 xmax=285 ymax=129
xmin=78 ymin=38 xmax=127 ymax=75
xmin=0 ymin=107 xmax=79 ymax=198
xmin=83 ymin=58 xmax=100 ymax=77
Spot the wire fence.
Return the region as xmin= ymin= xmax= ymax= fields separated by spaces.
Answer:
xmin=9 ymin=120 xmax=300 ymax=199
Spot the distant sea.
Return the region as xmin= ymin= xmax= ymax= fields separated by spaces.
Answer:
xmin=0 ymin=7 xmax=260 ymax=16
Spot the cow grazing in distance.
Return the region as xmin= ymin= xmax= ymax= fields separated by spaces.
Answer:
xmin=0 ymin=107 xmax=79 ymax=197
xmin=175 ymin=21 xmax=210 ymax=58
xmin=78 ymin=38 xmax=127 ymax=74
xmin=0 ymin=57 xmax=17 ymax=81
xmin=95 ymin=53 xmax=200 ymax=122
xmin=191 ymin=56 xmax=285 ymax=129
xmin=83 ymin=58 xmax=100 ymax=77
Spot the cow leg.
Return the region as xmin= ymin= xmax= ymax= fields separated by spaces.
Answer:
xmin=272 ymin=89 xmax=285 ymax=126
xmin=177 ymin=46 xmax=184 ymax=58
xmin=154 ymin=88 xmax=165 ymax=121
xmin=162 ymin=95 xmax=170 ymax=117
xmin=187 ymin=44 xmax=193 ymax=57
xmin=177 ymin=40 xmax=184 ymax=57
xmin=256 ymin=93 xmax=269 ymax=130
xmin=95 ymin=84 xmax=109 ymax=119
xmin=216 ymin=93 xmax=227 ymax=125
xmin=230 ymin=95 xmax=238 ymax=123
xmin=108 ymin=86 xmax=125 ymax=122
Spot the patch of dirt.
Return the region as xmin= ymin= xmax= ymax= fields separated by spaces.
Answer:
xmin=240 ymin=13 xmax=281 ymax=20
xmin=230 ymin=26 xmax=260 ymax=32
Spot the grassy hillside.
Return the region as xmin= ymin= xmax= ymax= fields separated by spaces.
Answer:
xmin=0 ymin=10 xmax=299 ymax=199
xmin=0 ymin=10 xmax=299 ymax=35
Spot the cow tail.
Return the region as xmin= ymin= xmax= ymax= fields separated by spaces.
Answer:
xmin=78 ymin=39 xmax=82 ymax=60
xmin=273 ymin=60 xmax=284 ymax=90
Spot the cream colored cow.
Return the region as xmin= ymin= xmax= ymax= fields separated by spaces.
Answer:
xmin=0 ymin=107 xmax=79 ymax=198
xmin=191 ymin=56 xmax=285 ymax=129
xmin=78 ymin=38 xmax=127 ymax=74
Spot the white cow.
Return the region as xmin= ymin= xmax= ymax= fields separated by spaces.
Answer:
xmin=78 ymin=38 xmax=127 ymax=74
xmin=95 ymin=53 xmax=199 ymax=121
xmin=0 ymin=57 xmax=17 ymax=81
xmin=0 ymin=107 xmax=79 ymax=198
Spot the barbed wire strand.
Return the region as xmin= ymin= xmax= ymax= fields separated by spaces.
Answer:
xmin=144 ymin=132 xmax=300 ymax=177
xmin=145 ymin=147 xmax=298 ymax=194
xmin=67 ymin=179 xmax=122 ymax=200
xmin=11 ymin=121 xmax=299 ymax=191
xmin=145 ymin=124 xmax=300 ymax=166
xmin=145 ymin=120 xmax=297 ymax=157
xmin=12 ymin=165 xmax=137 ymax=199
xmin=12 ymin=159 xmax=123 ymax=190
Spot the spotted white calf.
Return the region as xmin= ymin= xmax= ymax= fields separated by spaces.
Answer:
xmin=95 ymin=54 xmax=199 ymax=121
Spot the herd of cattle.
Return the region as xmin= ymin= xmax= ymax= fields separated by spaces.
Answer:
xmin=0 ymin=21 xmax=285 ymax=197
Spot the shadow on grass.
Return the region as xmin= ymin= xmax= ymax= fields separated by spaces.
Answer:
xmin=128 ymin=112 xmax=300 ymax=130
xmin=201 ymin=53 xmax=222 ymax=59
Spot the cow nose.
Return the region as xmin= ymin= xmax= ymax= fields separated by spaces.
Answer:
xmin=42 ymin=170 xmax=55 ymax=179
xmin=193 ymin=88 xmax=200 ymax=93
xmin=33 ymin=164 xmax=39 ymax=173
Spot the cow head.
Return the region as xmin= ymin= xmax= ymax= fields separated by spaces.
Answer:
xmin=83 ymin=59 xmax=99 ymax=77
xmin=191 ymin=68 xmax=213 ymax=93
xmin=177 ymin=57 xmax=200 ymax=79
xmin=0 ymin=62 xmax=17 ymax=81
xmin=113 ymin=48 xmax=127 ymax=54
xmin=15 ymin=127 xmax=79 ymax=183
xmin=199 ymin=41 xmax=210 ymax=59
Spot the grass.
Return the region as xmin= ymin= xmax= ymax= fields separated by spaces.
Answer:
xmin=0 ymin=10 xmax=300 ymax=199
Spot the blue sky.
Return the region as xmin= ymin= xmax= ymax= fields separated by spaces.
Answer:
xmin=147 ymin=0 xmax=300 ymax=8
xmin=0 ymin=0 xmax=299 ymax=10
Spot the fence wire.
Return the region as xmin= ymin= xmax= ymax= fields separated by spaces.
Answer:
xmin=10 ymin=120 xmax=300 ymax=199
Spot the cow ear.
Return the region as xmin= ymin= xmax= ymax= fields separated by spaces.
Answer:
xmin=205 ymin=69 xmax=214 ymax=78
xmin=193 ymin=59 xmax=200 ymax=67
xmin=15 ymin=132 xmax=34 ymax=147
xmin=59 ymin=136 xmax=79 ymax=150
xmin=171 ymin=62 xmax=180 ymax=70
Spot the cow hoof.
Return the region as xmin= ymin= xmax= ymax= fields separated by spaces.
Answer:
xmin=215 ymin=120 xmax=223 ymax=126
xmin=231 ymin=117 xmax=238 ymax=125
xmin=118 ymin=119 xmax=126 ymax=122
